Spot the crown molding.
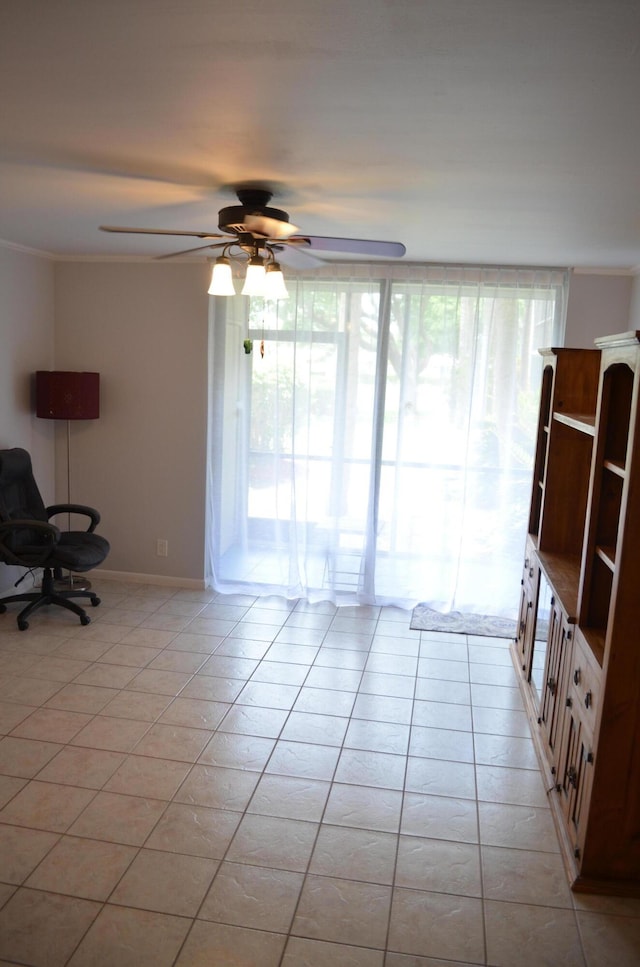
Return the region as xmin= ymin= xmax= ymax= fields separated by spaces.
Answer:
xmin=0 ymin=237 xmax=55 ymax=259
xmin=54 ymin=254 xmax=158 ymax=263
xmin=2 ymin=238 xmax=638 ymax=275
xmin=572 ymin=266 xmax=638 ymax=276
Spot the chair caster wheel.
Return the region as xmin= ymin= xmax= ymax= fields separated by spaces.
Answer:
xmin=18 ymin=619 xmax=29 ymax=631
xmin=91 ymin=597 xmax=101 ymax=607
xmin=80 ymin=614 xmax=91 ymax=626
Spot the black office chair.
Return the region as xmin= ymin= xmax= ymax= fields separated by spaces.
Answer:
xmin=0 ymin=447 xmax=110 ymax=630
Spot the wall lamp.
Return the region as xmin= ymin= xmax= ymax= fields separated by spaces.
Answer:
xmin=208 ymin=240 xmax=289 ymax=300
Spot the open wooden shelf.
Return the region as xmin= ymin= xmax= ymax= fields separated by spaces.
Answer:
xmin=595 ymin=545 xmax=616 ymax=571
xmin=603 ymin=458 xmax=625 ymax=478
xmin=536 ymin=550 xmax=580 ymax=619
xmin=579 ymin=626 xmax=606 ymax=669
xmin=553 ymin=412 xmax=596 ymax=435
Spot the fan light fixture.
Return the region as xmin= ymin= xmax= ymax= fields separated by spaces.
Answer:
xmin=263 ymin=262 xmax=288 ymax=300
xmin=208 ymin=243 xmax=289 ymax=300
xmin=207 ymin=256 xmax=236 ymax=296
xmin=241 ymin=255 xmax=266 ymax=296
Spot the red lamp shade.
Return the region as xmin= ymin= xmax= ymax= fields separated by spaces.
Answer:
xmin=36 ymin=371 xmax=100 ymax=420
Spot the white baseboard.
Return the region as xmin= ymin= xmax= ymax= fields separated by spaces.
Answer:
xmin=92 ymin=568 xmax=206 ymax=590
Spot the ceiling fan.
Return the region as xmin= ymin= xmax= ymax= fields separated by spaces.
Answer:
xmin=99 ymin=186 xmax=406 ymax=296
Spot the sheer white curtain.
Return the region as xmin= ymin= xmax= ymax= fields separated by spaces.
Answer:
xmin=206 ymin=263 xmax=567 ymax=615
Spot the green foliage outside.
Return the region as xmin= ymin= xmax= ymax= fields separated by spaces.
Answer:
xmin=247 ymin=282 xmax=551 ymax=472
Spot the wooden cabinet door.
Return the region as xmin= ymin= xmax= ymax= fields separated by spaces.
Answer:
xmin=516 ymin=556 xmax=538 ymax=677
xmin=539 ymin=599 xmax=574 ymax=775
xmin=556 ymin=706 xmax=594 ymax=860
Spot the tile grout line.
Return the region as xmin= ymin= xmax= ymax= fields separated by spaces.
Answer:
xmin=168 ymin=598 xmax=335 ymax=967
xmin=0 ymin=587 xmax=631 ymax=964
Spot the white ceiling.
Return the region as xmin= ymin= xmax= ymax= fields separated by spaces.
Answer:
xmin=1 ymin=0 xmax=640 ymax=270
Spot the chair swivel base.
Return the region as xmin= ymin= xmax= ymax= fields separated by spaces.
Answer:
xmin=0 ymin=568 xmax=101 ymax=631
xmin=53 ymin=573 xmax=92 ymax=592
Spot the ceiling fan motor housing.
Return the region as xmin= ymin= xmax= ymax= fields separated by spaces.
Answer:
xmin=218 ymin=188 xmax=291 ymax=235
xmin=218 ymin=204 xmax=292 ymax=235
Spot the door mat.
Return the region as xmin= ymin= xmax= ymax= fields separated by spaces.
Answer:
xmin=410 ymin=604 xmax=517 ymax=638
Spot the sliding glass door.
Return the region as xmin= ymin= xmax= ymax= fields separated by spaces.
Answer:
xmin=207 ymin=264 xmax=566 ymax=614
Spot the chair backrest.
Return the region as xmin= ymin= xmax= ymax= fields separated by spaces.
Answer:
xmin=0 ymin=449 xmax=49 ymax=557
xmin=0 ymin=448 xmax=48 ymax=523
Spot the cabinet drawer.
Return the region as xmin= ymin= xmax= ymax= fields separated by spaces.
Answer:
xmin=568 ymin=630 xmax=601 ymax=733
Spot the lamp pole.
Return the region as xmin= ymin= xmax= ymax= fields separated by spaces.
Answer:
xmin=35 ymin=370 xmax=100 ymax=592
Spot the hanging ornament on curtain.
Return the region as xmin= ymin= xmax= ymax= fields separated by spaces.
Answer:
xmin=260 ymin=339 xmax=265 ymax=358
xmin=243 ymin=339 xmax=253 ymax=354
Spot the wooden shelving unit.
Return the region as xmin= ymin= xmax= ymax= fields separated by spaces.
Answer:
xmin=511 ymin=332 xmax=640 ymax=894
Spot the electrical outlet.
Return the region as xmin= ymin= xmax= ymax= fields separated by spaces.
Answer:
xmin=156 ymin=539 xmax=168 ymax=557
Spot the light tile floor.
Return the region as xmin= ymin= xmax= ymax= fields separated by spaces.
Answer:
xmin=0 ymin=579 xmax=639 ymax=966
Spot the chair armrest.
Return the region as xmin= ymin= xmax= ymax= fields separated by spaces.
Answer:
xmin=46 ymin=504 xmax=101 ymax=533
xmin=0 ymin=519 xmax=61 ymax=566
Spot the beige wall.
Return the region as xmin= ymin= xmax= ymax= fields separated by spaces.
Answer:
xmin=0 ymin=244 xmax=56 ymax=591
xmin=630 ymin=274 xmax=640 ymax=330
xmin=54 ymin=261 xmax=211 ymax=582
xmin=565 ymin=271 xmax=634 ymax=347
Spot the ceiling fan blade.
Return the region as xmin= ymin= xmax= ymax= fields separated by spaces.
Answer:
xmin=292 ymin=235 xmax=406 ymax=258
xmin=243 ymin=213 xmax=300 ymax=240
xmin=274 ymin=245 xmax=326 ymax=269
xmin=100 ymin=225 xmax=225 ymax=239
xmin=154 ymin=242 xmax=228 ymax=260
